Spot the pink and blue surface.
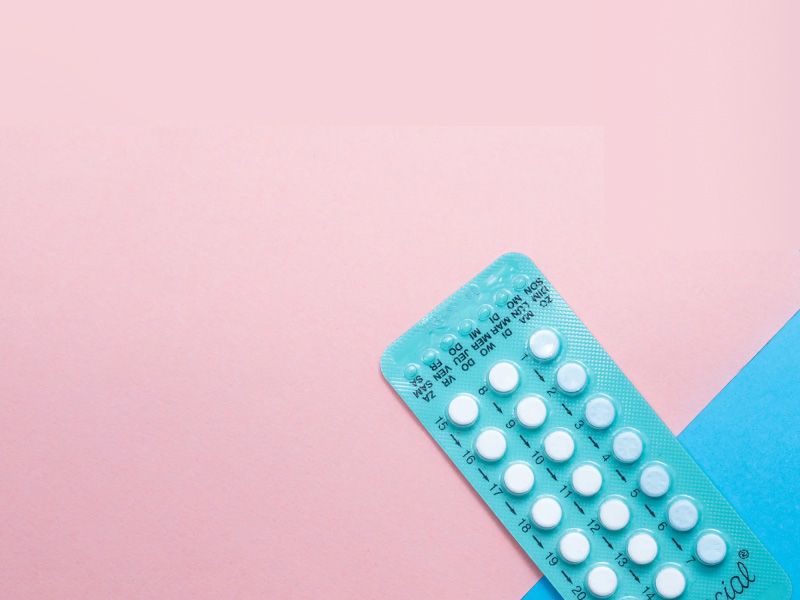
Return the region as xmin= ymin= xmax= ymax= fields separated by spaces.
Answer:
xmin=2 ymin=1 xmax=800 ymax=598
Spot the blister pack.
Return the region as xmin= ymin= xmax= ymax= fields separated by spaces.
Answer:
xmin=381 ymin=253 xmax=791 ymax=599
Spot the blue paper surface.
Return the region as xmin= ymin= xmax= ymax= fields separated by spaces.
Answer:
xmin=523 ymin=310 xmax=799 ymax=600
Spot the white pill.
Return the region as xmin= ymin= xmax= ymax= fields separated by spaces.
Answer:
xmin=668 ymin=498 xmax=699 ymax=532
xmin=585 ymin=396 xmax=616 ymax=429
xmin=487 ymin=361 xmax=520 ymax=394
xmin=655 ymin=566 xmax=686 ymax=599
xmin=599 ymin=498 xmax=630 ymax=531
xmin=516 ymin=395 xmax=548 ymax=429
xmin=612 ymin=430 xmax=643 ymax=463
xmin=543 ymin=430 xmax=575 ymax=462
xmin=559 ymin=531 xmax=591 ymax=564
xmin=503 ymin=463 xmax=535 ymax=495
xmin=627 ymin=532 xmax=658 ymax=565
xmin=530 ymin=496 xmax=563 ymax=530
xmin=696 ymin=532 xmax=727 ymax=565
xmin=586 ymin=565 xmax=618 ymax=598
xmin=447 ymin=394 xmax=479 ymax=427
xmin=529 ymin=328 xmax=561 ymax=361
xmin=571 ymin=464 xmax=603 ymax=497
xmin=556 ymin=362 xmax=588 ymax=394
xmin=640 ymin=464 xmax=671 ymax=498
xmin=475 ymin=429 xmax=507 ymax=462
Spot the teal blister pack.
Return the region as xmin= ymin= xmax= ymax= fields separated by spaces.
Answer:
xmin=381 ymin=253 xmax=792 ymax=600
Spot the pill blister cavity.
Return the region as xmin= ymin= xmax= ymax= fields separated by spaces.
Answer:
xmin=478 ymin=304 xmax=493 ymax=321
xmin=559 ymin=530 xmax=591 ymax=564
xmin=612 ymin=430 xmax=643 ymax=463
xmin=474 ymin=428 xmax=507 ymax=462
xmin=503 ymin=463 xmax=535 ymax=495
xmin=516 ymin=395 xmax=548 ymax=429
xmin=512 ymin=274 xmax=529 ymax=290
xmin=528 ymin=328 xmax=561 ymax=361
xmin=403 ymin=364 xmax=419 ymax=380
xmin=494 ymin=289 xmax=510 ymax=306
xmin=458 ymin=319 xmax=476 ymax=336
xmin=586 ymin=565 xmax=618 ymax=598
xmin=447 ymin=394 xmax=479 ymax=427
xmin=421 ymin=349 xmax=439 ymax=365
xmin=585 ymin=396 xmax=616 ymax=429
xmin=598 ymin=497 xmax=630 ymax=531
xmin=571 ymin=464 xmax=603 ymax=497
xmin=439 ymin=334 xmax=457 ymax=350
xmin=627 ymin=532 xmax=658 ymax=565
xmin=640 ymin=464 xmax=671 ymax=498
xmin=530 ymin=496 xmax=562 ymax=530
xmin=667 ymin=498 xmax=699 ymax=532
xmin=544 ymin=429 xmax=575 ymax=462
xmin=696 ymin=532 xmax=727 ymax=565
xmin=487 ymin=360 xmax=520 ymax=394
xmin=655 ymin=566 xmax=686 ymax=598
xmin=556 ymin=362 xmax=588 ymax=394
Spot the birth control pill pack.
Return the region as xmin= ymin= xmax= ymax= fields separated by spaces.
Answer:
xmin=381 ymin=253 xmax=791 ymax=600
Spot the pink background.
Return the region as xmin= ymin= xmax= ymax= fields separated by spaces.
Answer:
xmin=1 ymin=3 xmax=799 ymax=600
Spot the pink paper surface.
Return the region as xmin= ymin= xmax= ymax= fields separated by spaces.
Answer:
xmin=0 ymin=5 xmax=798 ymax=599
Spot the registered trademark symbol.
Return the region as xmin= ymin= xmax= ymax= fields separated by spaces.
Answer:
xmin=738 ymin=549 xmax=750 ymax=559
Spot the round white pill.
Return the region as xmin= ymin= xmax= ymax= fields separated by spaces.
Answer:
xmin=598 ymin=498 xmax=630 ymax=531
xmin=516 ymin=395 xmax=548 ymax=429
xmin=612 ymin=430 xmax=643 ymax=463
xmin=585 ymin=396 xmax=616 ymax=429
xmin=559 ymin=531 xmax=591 ymax=564
xmin=529 ymin=328 xmax=561 ymax=361
xmin=586 ymin=565 xmax=618 ymax=598
xmin=668 ymin=498 xmax=699 ymax=532
xmin=571 ymin=464 xmax=603 ymax=497
xmin=474 ymin=429 xmax=507 ymax=462
xmin=696 ymin=532 xmax=727 ymax=565
xmin=447 ymin=394 xmax=479 ymax=427
xmin=556 ymin=362 xmax=588 ymax=394
xmin=655 ymin=566 xmax=686 ymax=599
xmin=503 ymin=463 xmax=535 ymax=495
xmin=487 ymin=361 xmax=520 ymax=394
xmin=640 ymin=464 xmax=671 ymax=498
xmin=543 ymin=429 xmax=575 ymax=462
xmin=627 ymin=532 xmax=658 ymax=565
xmin=530 ymin=496 xmax=562 ymax=530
